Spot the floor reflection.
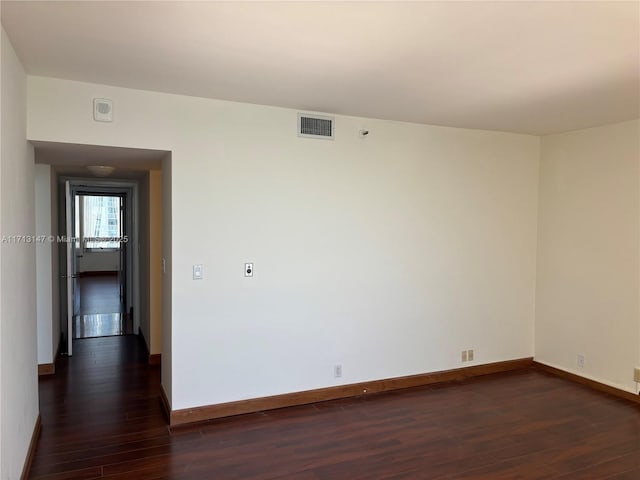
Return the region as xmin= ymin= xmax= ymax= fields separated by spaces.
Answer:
xmin=72 ymin=273 xmax=131 ymax=339
xmin=73 ymin=313 xmax=133 ymax=339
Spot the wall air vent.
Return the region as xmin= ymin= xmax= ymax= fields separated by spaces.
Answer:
xmin=297 ymin=113 xmax=334 ymax=140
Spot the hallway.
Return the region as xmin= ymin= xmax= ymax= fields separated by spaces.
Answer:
xmin=73 ymin=274 xmax=132 ymax=339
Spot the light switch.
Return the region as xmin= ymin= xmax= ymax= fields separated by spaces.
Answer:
xmin=193 ymin=264 xmax=203 ymax=280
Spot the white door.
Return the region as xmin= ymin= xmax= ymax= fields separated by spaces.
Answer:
xmin=65 ymin=181 xmax=75 ymax=356
xmin=118 ymin=195 xmax=126 ymax=306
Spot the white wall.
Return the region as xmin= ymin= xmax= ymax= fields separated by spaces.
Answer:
xmin=149 ymin=170 xmax=163 ymax=355
xmin=139 ymin=172 xmax=151 ymax=351
xmin=27 ymin=76 xmax=540 ymax=411
xmin=536 ymin=119 xmax=640 ymax=393
xmin=50 ymin=168 xmax=59 ymax=362
xmin=139 ymin=170 xmax=164 ymax=356
xmin=78 ymin=250 xmax=119 ymax=273
xmin=1 ymin=27 xmax=38 ymax=480
xmin=1 ymin=23 xmax=4 ymax=477
xmin=161 ymin=153 xmax=172 ymax=403
xmin=35 ymin=164 xmax=53 ymax=365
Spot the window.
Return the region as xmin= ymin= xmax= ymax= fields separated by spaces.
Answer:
xmin=79 ymin=195 xmax=122 ymax=250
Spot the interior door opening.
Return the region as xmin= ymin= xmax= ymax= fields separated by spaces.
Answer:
xmin=72 ymin=193 xmax=132 ymax=339
xmin=60 ymin=180 xmax=138 ymax=356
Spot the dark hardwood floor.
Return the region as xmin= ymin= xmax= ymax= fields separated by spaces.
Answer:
xmin=73 ymin=274 xmax=132 ymax=339
xmin=77 ymin=274 xmax=124 ymax=315
xmin=73 ymin=313 xmax=131 ymax=339
xmin=32 ymin=336 xmax=640 ymax=479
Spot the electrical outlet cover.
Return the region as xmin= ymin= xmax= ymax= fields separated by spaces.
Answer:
xmin=244 ymin=263 xmax=253 ymax=277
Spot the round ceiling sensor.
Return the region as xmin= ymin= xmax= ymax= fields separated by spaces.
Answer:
xmin=87 ymin=165 xmax=115 ymax=177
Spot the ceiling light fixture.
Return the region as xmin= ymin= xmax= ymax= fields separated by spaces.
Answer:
xmin=86 ymin=165 xmax=115 ymax=177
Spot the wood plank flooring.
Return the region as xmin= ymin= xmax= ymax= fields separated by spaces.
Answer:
xmin=77 ymin=274 xmax=124 ymax=316
xmin=73 ymin=313 xmax=131 ymax=339
xmin=32 ymin=336 xmax=640 ymax=479
xmin=74 ymin=274 xmax=131 ymax=339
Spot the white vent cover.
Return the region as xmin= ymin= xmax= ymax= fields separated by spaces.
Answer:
xmin=297 ymin=113 xmax=334 ymax=139
xmin=93 ymin=98 xmax=113 ymax=122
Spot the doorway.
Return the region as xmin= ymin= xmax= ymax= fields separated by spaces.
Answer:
xmin=72 ymin=193 xmax=132 ymax=339
xmin=33 ymin=142 xmax=169 ymax=381
xmin=59 ymin=180 xmax=139 ymax=355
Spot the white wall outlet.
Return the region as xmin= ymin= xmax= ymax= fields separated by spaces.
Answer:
xmin=461 ymin=350 xmax=468 ymax=362
xmin=634 ymin=367 xmax=640 ymax=383
xmin=193 ymin=264 xmax=203 ymax=280
xmin=577 ymin=354 xmax=585 ymax=369
xmin=244 ymin=262 xmax=253 ymax=277
xmin=468 ymin=349 xmax=474 ymax=361
xmin=334 ymin=364 xmax=342 ymax=378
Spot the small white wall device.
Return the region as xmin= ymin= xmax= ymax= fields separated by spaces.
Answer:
xmin=193 ymin=264 xmax=203 ymax=280
xmin=93 ymin=98 xmax=113 ymax=122
xmin=245 ymin=263 xmax=253 ymax=277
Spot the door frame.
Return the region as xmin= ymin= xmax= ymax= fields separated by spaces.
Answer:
xmin=58 ymin=176 xmax=140 ymax=351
